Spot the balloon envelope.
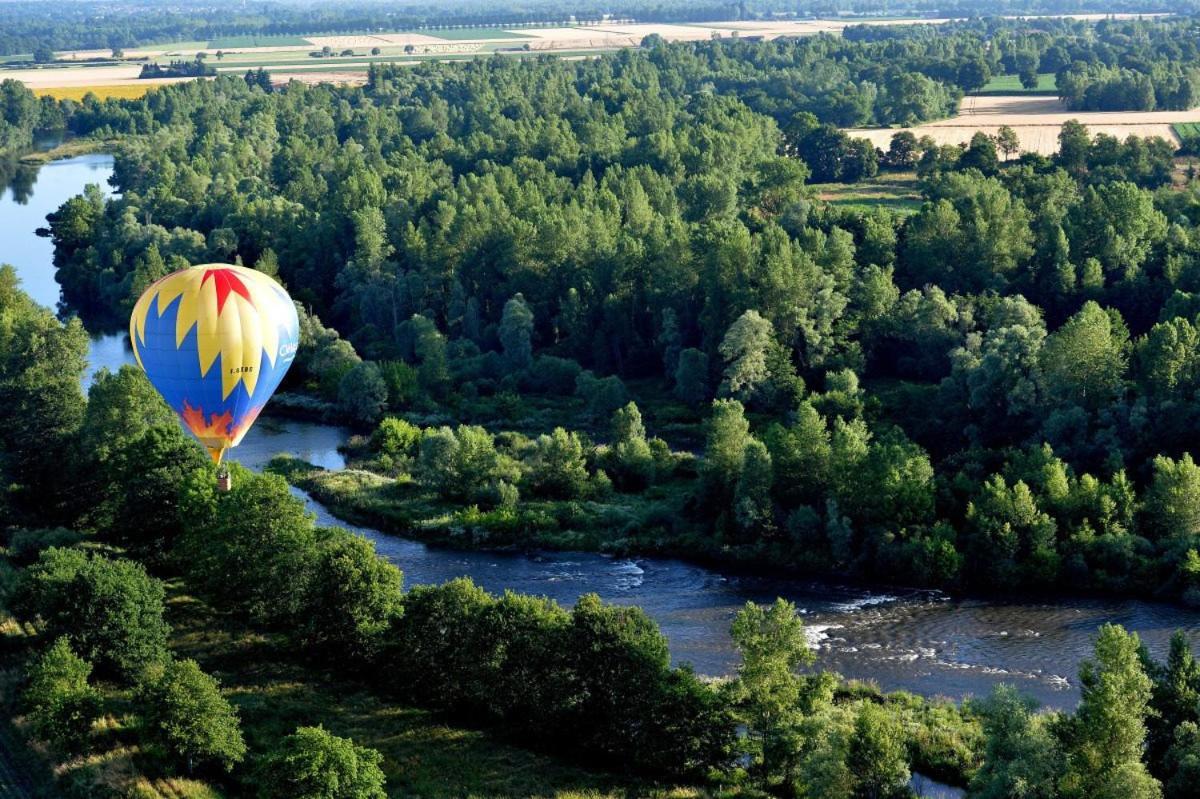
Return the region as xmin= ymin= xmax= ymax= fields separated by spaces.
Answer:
xmin=130 ymin=264 xmax=299 ymax=464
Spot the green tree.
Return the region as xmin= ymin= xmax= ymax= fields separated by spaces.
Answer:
xmin=675 ymin=348 xmax=709 ymax=405
xmin=14 ymin=548 xmax=169 ymax=679
xmin=417 ymin=425 xmax=518 ymax=502
xmin=846 ymin=702 xmax=910 ymax=799
xmin=1060 ymin=624 xmax=1161 ymax=799
xmin=703 ymin=399 xmax=750 ymax=499
xmin=995 ymin=125 xmax=1021 ymax=161
xmin=1039 ymin=301 xmax=1128 ymax=410
xmin=727 ymin=599 xmax=815 ymax=789
xmin=138 ymin=658 xmax=247 ymax=773
xmin=1143 ymin=454 xmax=1200 ymax=540
xmin=969 ymin=684 xmax=1062 ymax=799
xmin=338 ymin=361 xmax=388 ymax=425
xmin=734 ymin=438 xmax=774 ymax=537
xmin=0 ymin=266 xmax=88 ymax=520
xmin=525 ymin=427 xmax=590 ymax=499
xmin=609 ymin=402 xmax=655 ymax=490
xmin=720 ymin=310 xmax=775 ymax=403
xmin=177 ymin=467 xmax=318 ymax=624
xmin=22 ymin=638 xmax=99 ymax=755
xmin=299 ymin=532 xmax=404 ymax=664
xmin=500 ymin=293 xmax=534 ymax=371
xmin=257 ymin=726 xmax=386 ymax=799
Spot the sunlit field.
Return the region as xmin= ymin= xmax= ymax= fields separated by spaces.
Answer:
xmin=34 ymin=84 xmax=157 ymax=100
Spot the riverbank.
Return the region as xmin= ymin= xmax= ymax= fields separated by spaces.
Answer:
xmin=15 ymin=136 xmax=114 ymax=165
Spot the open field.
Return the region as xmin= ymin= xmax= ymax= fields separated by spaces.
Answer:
xmin=978 ymin=72 xmax=1057 ymax=94
xmin=33 ymin=83 xmax=157 ymax=100
xmin=206 ymin=34 xmax=312 ymax=48
xmin=3 ymin=15 xmax=1176 ymax=98
xmin=849 ymin=94 xmax=1200 ymax=155
xmin=814 ymin=172 xmax=923 ymax=213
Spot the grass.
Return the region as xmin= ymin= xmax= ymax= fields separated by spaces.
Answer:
xmin=976 ymin=73 xmax=1058 ymax=95
xmin=1173 ymin=122 xmax=1200 ymax=138
xmin=16 ymin=137 xmax=112 ymax=164
xmin=34 ymin=84 xmax=157 ymax=101
xmin=205 ymin=35 xmax=312 ymax=49
xmin=813 ymin=172 xmax=923 ymax=213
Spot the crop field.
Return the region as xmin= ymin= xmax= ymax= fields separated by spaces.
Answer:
xmin=850 ymin=95 xmax=1200 ymax=155
xmin=413 ymin=27 xmax=534 ymax=40
xmin=33 ymin=83 xmax=157 ymax=100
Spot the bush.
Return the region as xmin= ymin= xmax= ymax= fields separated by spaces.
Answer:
xmin=13 ymin=548 xmax=169 ymax=680
xmin=369 ymin=417 xmax=421 ymax=460
xmin=298 ymin=532 xmax=404 ymax=665
xmin=256 ymin=726 xmax=386 ymax=799
xmin=177 ymin=467 xmax=318 ymax=625
xmin=23 ymin=638 xmax=99 ymax=755
xmin=7 ymin=528 xmax=83 ymax=566
xmin=521 ymin=355 xmax=582 ymax=394
xmin=524 ymin=427 xmax=591 ymax=499
xmin=137 ymin=658 xmax=246 ymax=773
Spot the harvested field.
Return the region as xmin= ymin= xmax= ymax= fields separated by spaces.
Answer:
xmin=33 ymin=83 xmax=158 ymax=100
xmin=849 ymin=95 xmax=1200 ymax=155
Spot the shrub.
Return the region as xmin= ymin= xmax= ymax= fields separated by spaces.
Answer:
xmin=524 ymin=427 xmax=591 ymax=499
xmin=256 ymin=726 xmax=386 ymax=799
xmin=7 ymin=528 xmax=83 ymax=566
xmin=23 ymin=638 xmax=99 ymax=755
xmin=137 ymin=658 xmax=246 ymax=773
xmin=299 ymin=532 xmax=404 ymax=665
xmin=13 ymin=548 xmax=169 ymax=680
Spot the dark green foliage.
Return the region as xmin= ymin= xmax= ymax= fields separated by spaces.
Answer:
xmin=137 ymin=658 xmax=247 ymax=773
xmin=0 ymin=265 xmax=88 ymax=521
xmin=13 ymin=548 xmax=169 ymax=680
xmin=298 ymin=531 xmax=404 ymax=665
xmin=22 ymin=638 xmax=99 ymax=755
xmin=256 ymin=726 xmax=386 ymax=799
xmin=387 ymin=579 xmax=734 ymax=777
xmin=176 ymin=466 xmax=318 ymax=624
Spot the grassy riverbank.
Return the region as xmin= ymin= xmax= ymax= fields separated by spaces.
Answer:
xmin=16 ymin=137 xmax=114 ymax=165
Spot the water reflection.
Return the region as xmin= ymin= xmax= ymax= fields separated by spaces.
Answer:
xmin=0 ymin=156 xmax=38 ymax=204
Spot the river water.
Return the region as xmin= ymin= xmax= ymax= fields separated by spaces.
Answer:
xmin=6 ymin=150 xmax=1200 ymax=717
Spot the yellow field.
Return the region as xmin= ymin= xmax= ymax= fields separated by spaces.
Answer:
xmin=34 ymin=83 xmax=157 ymax=100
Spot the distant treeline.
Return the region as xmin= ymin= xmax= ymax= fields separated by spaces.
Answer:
xmin=0 ymin=0 xmax=1197 ymax=56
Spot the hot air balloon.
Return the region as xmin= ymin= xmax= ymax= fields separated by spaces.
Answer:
xmin=130 ymin=263 xmax=299 ymax=490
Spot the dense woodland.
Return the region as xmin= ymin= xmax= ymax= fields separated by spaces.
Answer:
xmin=21 ymin=18 xmax=1200 ymax=606
xmin=8 ymin=11 xmax=1200 ymax=798
xmin=3 ymin=262 xmax=1200 ymax=797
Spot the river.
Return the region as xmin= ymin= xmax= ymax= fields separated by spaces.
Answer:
xmin=5 ymin=149 xmax=1200 ymax=722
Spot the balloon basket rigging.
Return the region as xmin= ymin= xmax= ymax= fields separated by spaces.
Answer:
xmin=216 ymin=465 xmax=231 ymax=493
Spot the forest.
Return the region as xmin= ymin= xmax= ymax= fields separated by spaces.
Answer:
xmin=7 ymin=10 xmax=1200 ymax=798
xmin=22 ymin=16 xmax=1200 ymax=606
xmin=2 ymin=260 xmax=1199 ymax=798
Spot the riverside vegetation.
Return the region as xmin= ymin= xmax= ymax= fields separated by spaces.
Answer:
xmin=27 ymin=16 xmax=1200 ymax=604
xmin=6 ymin=10 xmax=1200 ymax=799
xmin=1 ymin=262 xmax=1199 ymax=799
